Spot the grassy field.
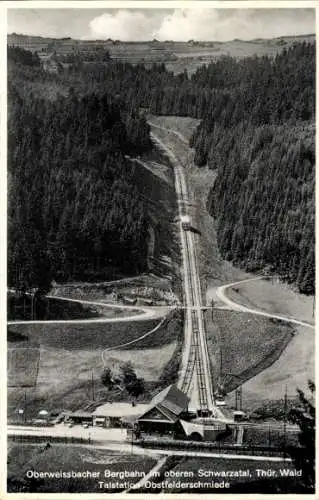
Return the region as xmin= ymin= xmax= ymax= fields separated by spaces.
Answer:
xmin=7 ymin=442 xmax=157 ymax=493
xmin=8 ymin=344 xmax=40 ymax=388
xmin=207 ymin=309 xmax=294 ymax=394
xmin=7 ymin=319 xmax=161 ymax=350
xmin=226 ymin=278 xmax=314 ymax=325
xmin=236 ymin=322 xmax=314 ymax=409
xmin=8 ymin=34 xmax=315 ymax=76
xmin=7 ymin=312 xmax=182 ymax=418
xmin=8 ymin=344 xmax=172 ymax=418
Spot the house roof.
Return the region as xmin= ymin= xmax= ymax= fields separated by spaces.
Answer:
xmin=92 ymin=403 xmax=149 ymax=418
xmin=70 ymin=411 xmax=93 ymax=418
xmin=138 ymin=385 xmax=189 ymax=423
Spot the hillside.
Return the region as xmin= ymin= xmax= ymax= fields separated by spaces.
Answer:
xmin=7 ymin=47 xmax=154 ymax=292
xmin=8 ymin=32 xmax=315 ymax=74
xmin=7 ymin=38 xmax=315 ymax=297
xmin=191 ymin=42 xmax=315 ymax=294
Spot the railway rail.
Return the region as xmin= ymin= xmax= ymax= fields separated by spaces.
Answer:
xmin=151 ymin=131 xmax=219 ymax=419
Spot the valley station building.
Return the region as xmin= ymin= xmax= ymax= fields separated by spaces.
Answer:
xmin=67 ymin=384 xmax=228 ymax=441
xmin=137 ymin=384 xmax=190 ymax=436
xmin=136 ymin=384 xmax=230 ymax=441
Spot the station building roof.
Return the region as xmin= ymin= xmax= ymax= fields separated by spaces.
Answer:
xmin=138 ymin=384 xmax=190 ymax=423
xmin=92 ymin=403 xmax=149 ymax=418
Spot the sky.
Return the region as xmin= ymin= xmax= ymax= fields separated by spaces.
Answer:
xmin=7 ymin=8 xmax=315 ymax=42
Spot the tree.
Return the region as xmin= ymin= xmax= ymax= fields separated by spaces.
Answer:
xmin=101 ymin=368 xmax=113 ymax=388
xmin=120 ymin=362 xmax=145 ymax=398
xmin=288 ymin=380 xmax=315 ymax=491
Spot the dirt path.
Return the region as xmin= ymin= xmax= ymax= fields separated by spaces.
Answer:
xmin=101 ymin=314 xmax=169 ymax=365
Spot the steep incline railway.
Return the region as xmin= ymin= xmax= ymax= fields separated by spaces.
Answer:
xmin=150 ymin=130 xmax=221 ymax=420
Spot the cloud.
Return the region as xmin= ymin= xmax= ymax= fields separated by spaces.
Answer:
xmin=89 ymin=10 xmax=158 ymax=41
xmin=89 ymin=8 xmax=315 ymax=42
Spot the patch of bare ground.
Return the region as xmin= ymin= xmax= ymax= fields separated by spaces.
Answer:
xmin=52 ymin=274 xmax=179 ymax=307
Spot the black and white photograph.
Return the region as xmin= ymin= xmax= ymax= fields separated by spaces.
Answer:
xmin=4 ymin=2 xmax=316 ymax=496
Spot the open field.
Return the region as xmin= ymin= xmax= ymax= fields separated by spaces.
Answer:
xmin=8 ymin=312 xmax=182 ymax=418
xmin=8 ymin=343 xmax=176 ymax=418
xmin=225 ymin=278 xmax=314 ymax=325
xmin=8 ymin=344 xmax=40 ymax=388
xmin=7 ymin=319 xmax=162 ymax=350
xmin=8 ymin=34 xmax=315 ymax=75
xmin=235 ymin=322 xmax=314 ymax=409
xmin=207 ymin=309 xmax=294 ymax=394
xmin=8 ymin=442 xmax=157 ymax=493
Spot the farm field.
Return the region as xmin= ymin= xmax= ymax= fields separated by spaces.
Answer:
xmin=7 ymin=442 xmax=157 ymax=493
xmin=8 ymin=34 xmax=315 ymax=76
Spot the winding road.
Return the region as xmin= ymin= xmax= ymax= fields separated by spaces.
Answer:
xmin=215 ymin=277 xmax=314 ymax=330
xmin=7 ymin=294 xmax=168 ymax=326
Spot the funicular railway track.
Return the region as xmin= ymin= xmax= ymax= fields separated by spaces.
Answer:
xmin=152 ymin=130 xmax=216 ymax=417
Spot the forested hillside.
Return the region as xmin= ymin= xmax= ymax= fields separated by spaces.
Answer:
xmin=8 ymin=41 xmax=315 ymax=294
xmin=8 ymin=48 xmax=151 ymax=291
xmin=190 ymin=43 xmax=315 ymax=294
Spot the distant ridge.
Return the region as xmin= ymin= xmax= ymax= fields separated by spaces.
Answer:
xmin=7 ymin=32 xmax=315 ymax=75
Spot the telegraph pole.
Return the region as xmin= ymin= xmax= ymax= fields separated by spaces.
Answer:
xmin=91 ymin=370 xmax=95 ymax=401
xmin=283 ymin=385 xmax=288 ymax=459
xmin=24 ymin=391 xmax=27 ymax=423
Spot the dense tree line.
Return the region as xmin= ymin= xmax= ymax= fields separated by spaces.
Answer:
xmin=8 ymin=56 xmax=152 ymax=292
xmin=8 ymin=42 xmax=315 ymax=293
xmin=191 ymin=43 xmax=315 ymax=294
xmin=8 ymin=46 xmax=40 ymax=67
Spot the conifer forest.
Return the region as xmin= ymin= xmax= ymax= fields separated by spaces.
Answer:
xmin=8 ymin=41 xmax=315 ymax=294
